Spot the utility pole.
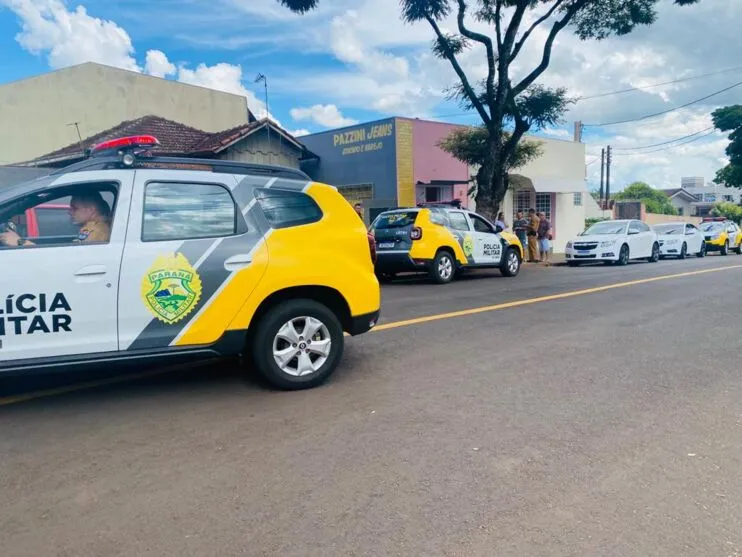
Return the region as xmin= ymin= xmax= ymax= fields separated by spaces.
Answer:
xmin=254 ymin=73 xmax=271 ymax=163
xmin=599 ymin=147 xmax=605 ymax=208
xmin=605 ymin=145 xmax=612 ymax=210
xmin=573 ymin=121 xmax=584 ymax=143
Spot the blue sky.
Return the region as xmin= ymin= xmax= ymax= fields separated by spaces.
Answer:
xmin=1 ymin=0 xmax=741 ymax=192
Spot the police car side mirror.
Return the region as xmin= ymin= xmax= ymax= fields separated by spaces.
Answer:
xmin=495 ymin=225 xmax=504 ymax=233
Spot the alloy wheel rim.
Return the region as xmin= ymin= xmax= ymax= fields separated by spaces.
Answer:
xmin=439 ymin=256 xmax=453 ymax=279
xmin=272 ymin=316 xmax=331 ymax=377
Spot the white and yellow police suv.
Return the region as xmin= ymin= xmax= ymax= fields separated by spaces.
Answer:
xmin=370 ymin=202 xmax=523 ymax=284
xmin=0 ymin=135 xmax=380 ymax=390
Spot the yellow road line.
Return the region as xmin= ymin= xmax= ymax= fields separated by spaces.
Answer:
xmin=2 ymin=264 xmax=741 ymax=406
xmin=371 ymin=264 xmax=742 ymax=332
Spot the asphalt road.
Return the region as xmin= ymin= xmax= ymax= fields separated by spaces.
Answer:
xmin=3 ymin=255 xmax=742 ymax=556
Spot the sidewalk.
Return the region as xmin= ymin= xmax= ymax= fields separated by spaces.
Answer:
xmin=523 ymin=252 xmax=567 ymax=267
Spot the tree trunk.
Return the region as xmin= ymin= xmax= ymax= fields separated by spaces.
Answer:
xmin=474 ymin=130 xmax=509 ymax=222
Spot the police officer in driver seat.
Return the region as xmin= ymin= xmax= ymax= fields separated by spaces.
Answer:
xmin=0 ymin=192 xmax=112 ymax=248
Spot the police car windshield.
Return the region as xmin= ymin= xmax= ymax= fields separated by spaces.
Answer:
xmin=653 ymin=224 xmax=683 ymax=235
xmin=700 ymin=222 xmax=724 ymax=231
xmin=373 ymin=211 xmax=418 ymax=229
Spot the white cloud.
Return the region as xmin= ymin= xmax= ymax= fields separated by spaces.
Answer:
xmin=289 ymin=129 xmax=310 ymax=137
xmin=2 ymin=0 xmax=139 ymax=70
xmin=290 ymin=104 xmax=357 ymax=128
xmin=144 ymin=49 xmax=175 ymax=78
xmin=176 ymin=61 xmax=268 ymax=118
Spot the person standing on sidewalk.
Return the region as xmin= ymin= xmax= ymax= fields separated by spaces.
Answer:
xmin=513 ymin=211 xmax=529 ymax=255
xmin=526 ymin=208 xmax=540 ymax=262
xmin=537 ymin=211 xmax=552 ymax=264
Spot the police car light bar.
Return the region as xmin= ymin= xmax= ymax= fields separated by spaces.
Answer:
xmin=91 ymin=135 xmax=160 ymax=153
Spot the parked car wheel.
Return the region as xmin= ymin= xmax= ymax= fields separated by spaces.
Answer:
xmin=252 ymin=299 xmax=344 ymax=390
xmin=697 ymin=242 xmax=706 ymax=258
xmin=500 ymin=247 xmax=521 ymax=277
xmin=430 ymin=250 xmax=455 ymax=284
xmin=647 ymin=242 xmax=660 ymax=263
xmin=617 ymin=244 xmax=630 ymax=266
xmin=678 ymin=242 xmax=687 ymax=259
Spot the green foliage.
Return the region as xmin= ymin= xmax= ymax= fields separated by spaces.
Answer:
xmin=614 ymin=182 xmax=678 ymax=215
xmin=437 ymin=126 xmax=543 ymax=170
xmin=710 ymin=202 xmax=742 ymax=224
xmin=275 ymin=0 xmax=318 ymax=13
xmin=711 ymin=105 xmax=742 ymax=188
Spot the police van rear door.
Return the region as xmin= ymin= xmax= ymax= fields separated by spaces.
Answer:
xmin=0 ymin=170 xmax=132 ymax=365
xmin=371 ymin=210 xmax=418 ymax=253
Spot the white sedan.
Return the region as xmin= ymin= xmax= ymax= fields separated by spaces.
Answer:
xmin=653 ymin=222 xmax=706 ymax=259
xmin=565 ymin=219 xmax=660 ymax=266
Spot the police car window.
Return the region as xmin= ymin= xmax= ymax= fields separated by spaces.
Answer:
xmin=470 ymin=214 xmax=495 ymax=234
xmin=143 ymin=182 xmax=237 ymax=241
xmin=254 ymin=188 xmax=323 ymax=229
xmin=429 ymin=210 xmax=449 ymax=226
xmin=448 ymin=212 xmax=470 ymax=231
xmin=0 ymin=183 xmax=117 ymax=249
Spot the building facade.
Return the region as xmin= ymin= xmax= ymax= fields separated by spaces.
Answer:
xmin=0 ymin=62 xmax=252 ymax=164
xmin=662 ymin=183 xmax=742 ymax=217
xmin=300 ymin=117 xmax=588 ymax=252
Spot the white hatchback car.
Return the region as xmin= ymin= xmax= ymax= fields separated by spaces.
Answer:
xmin=653 ymin=222 xmax=706 ymax=259
xmin=565 ymin=219 xmax=660 ymax=266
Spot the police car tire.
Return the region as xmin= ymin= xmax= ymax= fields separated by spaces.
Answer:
xmin=500 ymin=247 xmax=521 ymax=277
xmin=736 ymin=243 xmax=742 ymax=255
xmin=430 ymin=250 xmax=455 ymax=284
xmin=251 ymin=299 xmax=344 ymax=390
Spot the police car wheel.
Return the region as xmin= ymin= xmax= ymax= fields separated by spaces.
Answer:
xmin=500 ymin=247 xmax=521 ymax=277
xmin=252 ymin=299 xmax=344 ymax=390
xmin=430 ymin=251 xmax=455 ymax=284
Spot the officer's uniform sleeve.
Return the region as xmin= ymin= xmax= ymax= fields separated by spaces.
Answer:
xmin=76 ymin=222 xmax=111 ymax=244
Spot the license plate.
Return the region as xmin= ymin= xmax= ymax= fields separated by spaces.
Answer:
xmin=378 ymin=242 xmax=395 ymax=249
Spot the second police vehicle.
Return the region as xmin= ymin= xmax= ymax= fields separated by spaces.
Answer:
xmin=370 ymin=202 xmax=524 ymax=284
xmin=0 ymin=135 xmax=381 ymax=390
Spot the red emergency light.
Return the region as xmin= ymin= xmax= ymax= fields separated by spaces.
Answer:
xmin=91 ymin=135 xmax=160 ymax=153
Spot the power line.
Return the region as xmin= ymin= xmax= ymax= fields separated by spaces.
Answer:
xmin=612 ymin=126 xmax=715 ymax=151
xmin=430 ymin=66 xmax=742 ymax=121
xmin=613 ymin=129 xmax=716 ymax=156
xmin=584 ymin=80 xmax=742 ymax=127
xmin=578 ymin=65 xmax=742 ymax=100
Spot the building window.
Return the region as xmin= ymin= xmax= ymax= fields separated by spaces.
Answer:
xmin=723 ymin=195 xmax=734 ymax=202
xmin=573 ymin=192 xmax=583 ymax=207
xmin=678 ymin=207 xmax=684 ymax=216
xmin=425 ymin=187 xmax=439 ymax=202
xmin=536 ymin=193 xmax=552 ymax=221
xmin=514 ymin=190 xmax=532 ymax=220
xmin=337 ymin=184 xmax=373 ymax=206
xmin=143 ymin=182 xmax=237 ymax=241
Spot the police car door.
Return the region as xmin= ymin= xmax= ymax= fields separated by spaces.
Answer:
xmin=467 ymin=212 xmax=503 ymax=265
xmin=117 ymin=170 xmax=269 ymax=353
xmin=0 ymin=171 xmax=132 ymax=363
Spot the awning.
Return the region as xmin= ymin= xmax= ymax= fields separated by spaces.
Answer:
xmin=529 ymin=176 xmax=586 ymax=193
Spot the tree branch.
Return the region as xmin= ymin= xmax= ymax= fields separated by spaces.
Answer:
xmin=513 ymin=0 xmax=590 ymax=96
xmin=502 ymin=0 xmax=529 ymax=55
xmin=494 ymin=0 xmax=503 ymax=51
xmin=425 ymin=15 xmax=491 ymax=126
xmin=509 ymin=0 xmax=567 ymax=63
xmin=455 ymin=0 xmax=496 ymax=109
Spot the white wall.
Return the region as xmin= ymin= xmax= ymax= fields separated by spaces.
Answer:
xmin=554 ymin=193 xmax=586 ymax=253
xmin=0 ymin=62 xmax=250 ymax=164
